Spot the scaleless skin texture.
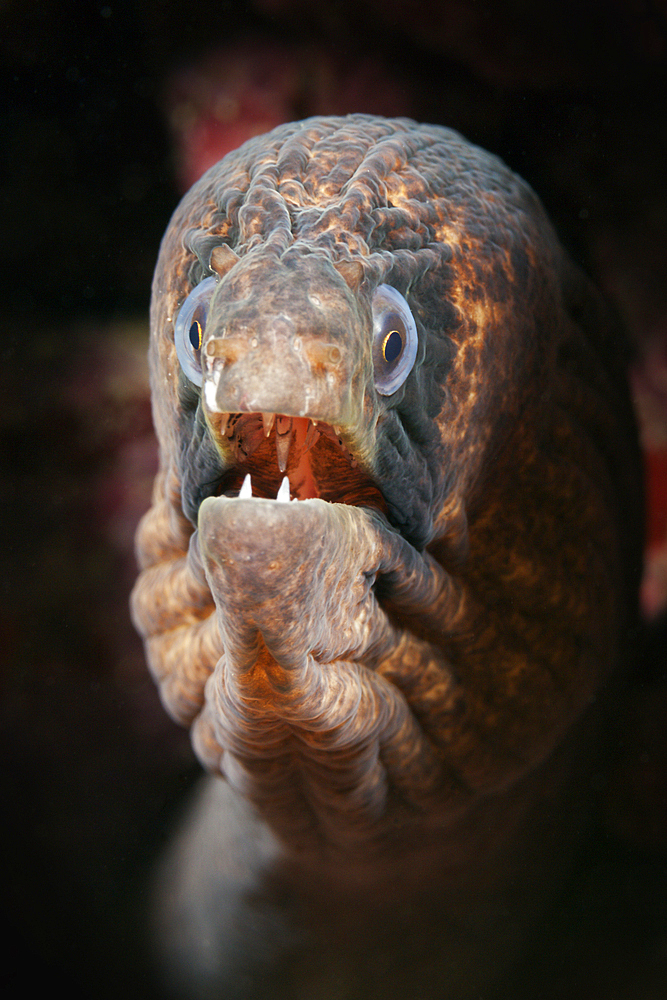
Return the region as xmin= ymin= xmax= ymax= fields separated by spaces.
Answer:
xmin=131 ymin=116 xmax=643 ymax=996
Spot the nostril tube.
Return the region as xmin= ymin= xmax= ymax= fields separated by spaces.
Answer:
xmin=305 ymin=342 xmax=344 ymax=368
xmin=205 ymin=337 xmax=245 ymax=362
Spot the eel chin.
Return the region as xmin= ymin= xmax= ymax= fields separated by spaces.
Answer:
xmin=193 ymin=490 xmax=456 ymax=852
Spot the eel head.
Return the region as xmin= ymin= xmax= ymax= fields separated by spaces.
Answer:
xmin=132 ymin=116 xmax=642 ymax=860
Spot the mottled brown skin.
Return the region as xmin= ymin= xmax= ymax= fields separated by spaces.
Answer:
xmin=131 ymin=116 xmax=643 ymax=997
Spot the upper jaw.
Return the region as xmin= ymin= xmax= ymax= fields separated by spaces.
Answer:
xmin=198 ymin=246 xmax=381 ymax=472
xmin=193 ymin=250 xmax=428 ymax=535
xmin=199 ymin=297 xmax=383 ymax=509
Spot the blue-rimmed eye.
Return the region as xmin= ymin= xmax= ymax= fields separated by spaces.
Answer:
xmin=174 ymin=276 xmax=218 ymax=386
xmin=371 ymin=285 xmax=418 ymax=395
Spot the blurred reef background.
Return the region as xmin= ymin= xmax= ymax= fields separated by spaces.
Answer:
xmin=2 ymin=2 xmax=667 ymax=997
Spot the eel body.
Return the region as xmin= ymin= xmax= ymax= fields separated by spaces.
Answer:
xmin=131 ymin=115 xmax=642 ymax=998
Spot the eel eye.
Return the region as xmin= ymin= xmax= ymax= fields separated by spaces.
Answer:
xmin=371 ymin=284 xmax=418 ymax=395
xmin=174 ymin=275 xmax=217 ymax=386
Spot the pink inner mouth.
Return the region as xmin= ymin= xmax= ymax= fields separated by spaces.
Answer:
xmin=209 ymin=411 xmax=387 ymax=512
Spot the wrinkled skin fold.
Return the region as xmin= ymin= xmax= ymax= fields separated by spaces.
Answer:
xmin=131 ymin=115 xmax=643 ymax=997
xmin=193 ymin=498 xmax=463 ymax=849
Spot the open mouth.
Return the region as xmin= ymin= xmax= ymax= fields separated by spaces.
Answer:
xmin=208 ymin=411 xmax=387 ymax=513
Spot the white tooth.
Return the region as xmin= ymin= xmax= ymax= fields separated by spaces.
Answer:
xmin=239 ymin=473 xmax=252 ymax=499
xmin=276 ymin=476 xmax=290 ymax=503
xmin=204 ymin=375 xmax=221 ymax=412
xmin=262 ymin=412 xmax=275 ymax=437
xmin=304 ymin=420 xmax=320 ymax=452
xmin=276 ymin=422 xmax=292 ymax=473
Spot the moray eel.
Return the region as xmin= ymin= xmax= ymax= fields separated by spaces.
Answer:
xmin=131 ymin=115 xmax=643 ymax=998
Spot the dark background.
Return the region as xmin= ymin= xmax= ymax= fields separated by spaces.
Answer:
xmin=2 ymin=1 xmax=666 ymax=997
